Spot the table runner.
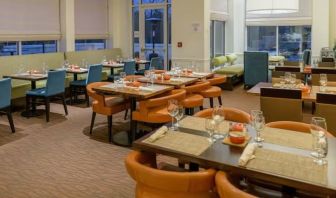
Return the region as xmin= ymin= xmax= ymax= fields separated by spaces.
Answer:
xmin=246 ymin=148 xmax=328 ymax=186
xmin=261 ymin=127 xmax=313 ymax=150
xmin=143 ymin=131 xmax=211 ymax=156
xmin=178 ymin=116 xmax=230 ymax=134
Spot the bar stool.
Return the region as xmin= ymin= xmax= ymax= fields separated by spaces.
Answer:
xmin=200 ymin=75 xmax=226 ymax=108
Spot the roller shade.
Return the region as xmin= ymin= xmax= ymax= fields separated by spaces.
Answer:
xmin=0 ymin=0 xmax=61 ymax=41
xmin=75 ymin=0 xmax=109 ymax=39
xmin=210 ymin=0 xmax=229 ymax=21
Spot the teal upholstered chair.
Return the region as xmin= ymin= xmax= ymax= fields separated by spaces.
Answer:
xmin=244 ymin=51 xmax=269 ymax=88
xmin=26 ymin=70 xmax=67 ymax=122
xmin=70 ymin=64 xmax=103 ymax=106
xmin=135 ymin=57 xmax=163 ymax=75
xmin=0 ymin=78 xmax=15 ymax=132
xmin=124 ymin=61 xmax=136 ymax=75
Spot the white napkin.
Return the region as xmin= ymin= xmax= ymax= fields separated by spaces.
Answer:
xmin=147 ymin=126 xmax=168 ymax=142
xmin=139 ymin=86 xmax=155 ymax=92
xmin=238 ymin=143 xmax=257 ymax=166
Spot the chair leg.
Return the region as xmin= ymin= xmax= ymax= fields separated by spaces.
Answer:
xmin=200 ymin=106 xmax=204 ymax=111
xmin=69 ymin=86 xmax=73 ymax=105
xmin=124 ymin=109 xmax=128 ymax=120
xmin=209 ymin=98 xmax=214 ymax=108
xmin=85 ymin=90 xmax=89 ymax=107
xmin=90 ymin=112 xmax=96 ymax=135
xmin=218 ymin=96 xmax=222 ymax=106
xmin=190 ymin=108 xmax=194 ymax=115
xmin=45 ymin=97 xmax=50 ymax=122
xmin=25 ymin=96 xmax=30 ymax=113
xmin=107 ymin=115 xmax=113 ymax=143
xmin=62 ymin=94 xmax=68 ymax=115
xmin=6 ymin=107 xmax=15 ymax=133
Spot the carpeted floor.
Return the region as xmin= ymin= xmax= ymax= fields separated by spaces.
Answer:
xmin=0 ymin=85 xmax=312 ymax=198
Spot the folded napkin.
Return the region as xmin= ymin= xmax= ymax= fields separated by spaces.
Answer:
xmin=147 ymin=126 xmax=168 ymax=142
xmin=139 ymin=86 xmax=155 ymax=92
xmin=238 ymin=143 xmax=257 ymax=166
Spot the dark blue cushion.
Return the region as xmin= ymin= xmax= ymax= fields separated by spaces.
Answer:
xmin=27 ymin=88 xmax=47 ymax=97
xmin=70 ymin=80 xmax=86 ymax=86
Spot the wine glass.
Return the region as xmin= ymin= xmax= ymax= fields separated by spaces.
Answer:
xmin=310 ymin=117 xmax=328 ymax=165
xmin=144 ymin=70 xmax=151 ymax=86
xmin=250 ymin=110 xmax=264 ymax=143
xmin=167 ymin=100 xmax=179 ymax=131
xmin=212 ymin=106 xmax=225 ymax=139
xmin=120 ymin=72 xmax=126 ymax=83
xmin=205 ymin=118 xmax=216 ymax=143
xmin=174 ymin=106 xmax=184 ymax=128
xmin=319 ymin=74 xmax=328 ymax=92
xmin=150 ymin=71 xmax=155 ymax=87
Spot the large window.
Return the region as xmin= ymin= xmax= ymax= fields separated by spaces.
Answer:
xmin=210 ymin=20 xmax=225 ymax=58
xmin=0 ymin=42 xmax=18 ymax=56
xmin=22 ymin=41 xmax=57 ymax=55
xmin=247 ymin=25 xmax=311 ymax=61
xmin=75 ymin=39 xmax=106 ymax=51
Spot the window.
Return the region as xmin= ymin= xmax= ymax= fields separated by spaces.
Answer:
xmin=0 ymin=42 xmax=18 ymax=56
xmin=75 ymin=39 xmax=106 ymax=51
xmin=247 ymin=25 xmax=312 ymax=61
xmin=211 ymin=20 xmax=225 ymax=58
xmin=22 ymin=41 xmax=57 ymax=55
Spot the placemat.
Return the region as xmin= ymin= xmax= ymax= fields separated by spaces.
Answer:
xmin=143 ymin=131 xmax=211 ymax=156
xmin=246 ymin=148 xmax=328 ymax=186
xmin=325 ymin=86 xmax=336 ymax=92
xmin=261 ymin=127 xmax=313 ymax=150
xmin=179 ymin=116 xmax=230 ymax=134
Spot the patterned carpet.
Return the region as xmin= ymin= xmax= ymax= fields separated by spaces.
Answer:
xmin=0 ymin=85 xmax=312 ymax=198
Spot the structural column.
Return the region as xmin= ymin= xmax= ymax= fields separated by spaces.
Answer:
xmin=60 ymin=0 xmax=75 ymax=52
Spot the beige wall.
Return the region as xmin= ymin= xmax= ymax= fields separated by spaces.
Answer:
xmin=330 ymin=0 xmax=336 ymax=48
xmin=171 ymin=0 xmax=210 ymax=72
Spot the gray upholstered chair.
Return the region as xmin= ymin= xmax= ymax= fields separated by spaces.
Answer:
xmin=260 ymin=88 xmax=302 ymax=122
xmin=244 ymin=51 xmax=269 ymax=88
xmin=315 ymin=93 xmax=336 ymax=137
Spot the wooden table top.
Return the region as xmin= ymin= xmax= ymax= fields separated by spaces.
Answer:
xmin=65 ymin=68 xmax=88 ymax=74
xmin=93 ymin=83 xmax=174 ymax=99
xmin=102 ymin=63 xmax=124 ymax=68
xmin=247 ymin=82 xmax=321 ymax=102
xmin=137 ymin=77 xmax=199 ymax=88
xmin=136 ymin=60 xmax=150 ymax=64
xmin=4 ymin=73 xmax=47 ymax=81
xmin=133 ymin=116 xmax=336 ymax=196
xmin=166 ymin=71 xmax=214 ymax=79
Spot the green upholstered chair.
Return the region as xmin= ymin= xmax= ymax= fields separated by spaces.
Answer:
xmin=244 ymin=52 xmax=269 ymax=88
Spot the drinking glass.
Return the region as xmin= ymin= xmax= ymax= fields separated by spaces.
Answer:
xmin=150 ymin=71 xmax=155 ymax=87
xmin=174 ymin=106 xmax=184 ymax=128
xmin=279 ymin=76 xmax=285 ymax=88
xmin=284 ymin=72 xmax=291 ymax=84
xmin=167 ymin=100 xmax=179 ymax=130
xmin=144 ymin=70 xmax=151 ymax=86
xmin=101 ymin=56 xmax=107 ymax=64
xmin=250 ymin=110 xmax=264 ymax=142
xmin=212 ymin=106 xmax=225 ymax=139
xmin=290 ymin=74 xmax=296 ymax=86
xmin=319 ymin=74 xmax=328 ymax=92
xmin=205 ymin=118 xmax=216 ymax=143
xmin=310 ymin=117 xmax=328 ymax=165
xmin=120 ymin=72 xmax=126 ymax=83
xmin=63 ymin=60 xmax=69 ymax=69
xmin=254 ymin=115 xmax=265 ymax=144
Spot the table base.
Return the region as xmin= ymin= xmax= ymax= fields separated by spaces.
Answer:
xmin=21 ymin=109 xmax=45 ymax=118
xmin=112 ymin=131 xmax=131 ymax=147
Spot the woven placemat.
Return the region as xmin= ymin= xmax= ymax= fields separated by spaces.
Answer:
xmin=179 ymin=116 xmax=230 ymax=134
xmin=261 ymin=127 xmax=313 ymax=150
xmin=246 ymin=148 xmax=328 ymax=186
xmin=325 ymin=86 xmax=336 ymax=92
xmin=143 ymin=131 xmax=211 ymax=156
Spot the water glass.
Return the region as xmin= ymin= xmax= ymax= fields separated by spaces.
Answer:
xmin=144 ymin=70 xmax=151 ymax=86
xmin=205 ymin=119 xmax=216 ymax=143
xmin=212 ymin=106 xmax=225 ymax=139
xmin=167 ymin=100 xmax=179 ymax=130
xmin=310 ymin=117 xmax=328 ymax=165
xmin=254 ymin=116 xmax=265 ymax=144
xmin=120 ymin=72 xmax=126 ymax=82
xmin=174 ymin=106 xmax=184 ymax=128
xmin=150 ymin=71 xmax=155 ymax=86
xmin=319 ymin=74 xmax=328 ymax=92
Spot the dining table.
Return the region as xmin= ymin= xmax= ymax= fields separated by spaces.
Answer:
xmin=65 ymin=68 xmax=88 ymax=81
xmin=93 ymin=83 xmax=175 ymax=146
xmin=102 ymin=62 xmax=125 ymax=78
xmin=3 ymin=73 xmax=48 ymax=117
xmin=135 ymin=59 xmax=150 ymax=71
xmin=133 ymin=116 xmax=336 ymax=197
xmin=136 ymin=76 xmax=200 ymax=88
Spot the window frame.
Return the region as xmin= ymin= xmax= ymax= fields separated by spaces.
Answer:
xmin=74 ymin=39 xmax=107 ymax=51
xmin=210 ymin=20 xmax=226 ymax=58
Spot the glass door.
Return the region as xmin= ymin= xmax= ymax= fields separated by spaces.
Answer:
xmin=139 ymin=5 xmax=168 ymax=68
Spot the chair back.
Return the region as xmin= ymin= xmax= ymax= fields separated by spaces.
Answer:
xmin=215 ymin=171 xmax=256 ymax=198
xmin=302 ymin=50 xmax=311 ymax=65
xmin=260 ymin=88 xmax=302 ymax=122
xmin=207 ymin=75 xmax=226 ymax=86
xmin=125 ymin=151 xmax=216 ymax=198
xmin=184 ymin=81 xmax=211 ymax=94
xmin=194 ymin=108 xmax=251 ymax=124
xmin=266 ymin=121 xmax=311 ymax=134
xmin=0 ymin=78 xmax=11 ymax=109
xmin=274 ymin=66 xmax=300 ymax=72
xmin=150 ymin=57 xmax=164 ymax=70
xmin=46 ymin=70 xmax=66 ymax=96
xmin=318 ymin=62 xmax=335 ymax=68
xmin=123 ymin=61 xmax=136 ymax=75
xmin=316 ymin=93 xmax=336 ymax=137
xmin=311 ymin=68 xmax=336 ymax=85
xmin=86 ymin=64 xmax=103 ymax=84
xmin=283 ymin=61 xmax=300 ymax=66
xmin=244 ymin=51 xmax=269 ymax=87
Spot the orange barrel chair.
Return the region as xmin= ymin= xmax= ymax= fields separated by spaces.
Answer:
xmin=200 ymin=75 xmax=226 ymax=108
xmin=215 ymin=171 xmax=257 ymax=198
xmin=86 ymin=82 xmax=129 ymax=144
xmin=182 ymin=81 xmax=210 ymax=115
xmin=132 ymin=89 xmax=186 ymax=126
xmin=266 ymin=121 xmax=334 ymax=137
xmin=125 ymin=150 xmax=217 ymax=198
xmin=194 ymin=107 xmax=251 ymax=123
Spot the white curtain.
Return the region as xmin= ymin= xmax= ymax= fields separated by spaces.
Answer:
xmin=75 ymin=0 xmax=109 ymax=39
xmin=0 ymin=0 xmax=60 ymax=41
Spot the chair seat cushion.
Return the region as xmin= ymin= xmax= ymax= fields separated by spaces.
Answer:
xmin=70 ymin=80 xmax=86 ymax=86
xmin=26 ymin=88 xmax=47 ymax=97
xmin=132 ymin=106 xmax=171 ymax=124
xmin=105 ymin=96 xmax=125 ymax=107
xmin=182 ymin=94 xmax=204 ymax=108
xmin=214 ymin=65 xmax=244 ymax=77
xmin=200 ymin=86 xmax=222 ymax=98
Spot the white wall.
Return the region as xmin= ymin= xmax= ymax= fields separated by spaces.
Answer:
xmin=171 ymin=0 xmax=211 ymax=72
xmin=60 ymin=0 xmax=75 ymax=52
xmin=330 ymin=0 xmax=336 ymax=48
